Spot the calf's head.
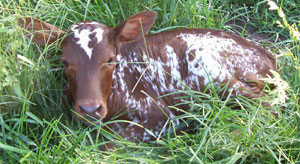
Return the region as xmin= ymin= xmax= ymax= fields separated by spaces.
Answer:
xmin=18 ymin=11 xmax=156 ymax=123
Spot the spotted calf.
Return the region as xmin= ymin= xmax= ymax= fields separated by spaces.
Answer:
xmin=18 ymin=11 xmax=276 ymax=148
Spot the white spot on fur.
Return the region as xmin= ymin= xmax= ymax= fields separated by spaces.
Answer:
xmin=169 ymin=111 xmax=180 ymax=126
xmin=114 ymin=123 xmax=124 ymax=134
xmin=141 ymin=46 xmax=185 ymax=93
xmin=177 ymin=33 xmax=261 ymax=88
xmin=142 ymin=54 xmax=167 ymax=92
xmin=107 ymin=31 xmax=268 ymax=143
xmin=71 ymin=22 xmax=104 ymax=60
xmin=114 ymin=54 xmax=127 ymax=92
xmin=165 ymin=45 xmax=183 ymax=90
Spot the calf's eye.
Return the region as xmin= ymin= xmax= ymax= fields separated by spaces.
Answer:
xmin=62 ymin=61 xmax=69 ymax=68
xmin=108 ymin=58 xmax=113 ymax=63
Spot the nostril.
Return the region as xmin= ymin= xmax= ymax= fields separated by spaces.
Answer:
xmin=80 ymin=105 xmax=101 ymax=113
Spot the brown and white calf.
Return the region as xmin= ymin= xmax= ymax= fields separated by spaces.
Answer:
xmin=19 ymin=11 xmax=276 ymax=144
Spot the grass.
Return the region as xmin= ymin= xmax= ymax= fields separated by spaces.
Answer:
xmin=0 ymin=0 xmax=300 ymax=163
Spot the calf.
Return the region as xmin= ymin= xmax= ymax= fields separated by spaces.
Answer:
xmin=19 ymin=11 xmax=276 ymax=146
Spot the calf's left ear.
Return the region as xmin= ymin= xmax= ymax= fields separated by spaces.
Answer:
xmin=113 ymin=11 xmax=157 ymax=45
xmin=18 ymin=17 xmax=65 ymax=45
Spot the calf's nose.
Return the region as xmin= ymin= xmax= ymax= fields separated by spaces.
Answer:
xmin=80 ymin=105 xmax=101 ymax=113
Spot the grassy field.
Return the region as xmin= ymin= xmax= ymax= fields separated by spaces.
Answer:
xmin=1 ymin=0 xmax=300 ymax=163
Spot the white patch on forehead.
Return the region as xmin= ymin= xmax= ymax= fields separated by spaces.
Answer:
xmin=71 ymin=22 xmax=104 ymax=60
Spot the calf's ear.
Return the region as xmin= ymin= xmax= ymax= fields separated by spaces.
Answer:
xmin=113 ymin=11 xmax=156 ymax=45
xmin=18 ymin=17 xmax=65 ymax=45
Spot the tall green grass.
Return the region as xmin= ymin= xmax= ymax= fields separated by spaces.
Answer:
xmin=0 ymin=0 xmax=299 ymax=163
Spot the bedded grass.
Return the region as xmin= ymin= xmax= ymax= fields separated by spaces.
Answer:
xmin=0 ymin=0 xmax=299 ymax=163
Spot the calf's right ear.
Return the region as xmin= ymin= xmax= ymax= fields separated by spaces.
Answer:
xmin=113 ymin=11 xmax=156 ymax=45
xmin=18 ymin=17 xmax=65 ymax=45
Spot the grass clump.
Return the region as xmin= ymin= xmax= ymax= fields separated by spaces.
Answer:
xmin=0 ymin=0 xmax=300 ymax=163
